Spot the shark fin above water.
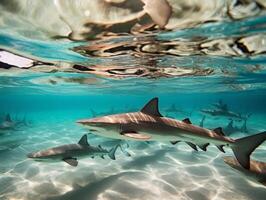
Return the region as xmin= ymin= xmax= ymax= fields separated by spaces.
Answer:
xmin=78 ymin=134 xmax=89 ymax=146
xmin=182 ymin=118 xmax=192 ymax=124
xmin=141 ymin=97 xmax=163 ymax=117
xmin=121 ymin=131 xmax=151 ymax=140
xmin=213 ymin=127 xmax=225 ymax=136
xmin=63 ymin=157 xmax=78 ymax=167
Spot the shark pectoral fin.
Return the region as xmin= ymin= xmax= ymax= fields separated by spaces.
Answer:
xmin=63 ymin=158 xmax=78 ymax=167
xmin=216 ymin=145 xmax=225 ymax=153
xmin=121 ymin=131 xmax=151 ymax=140
xmin=108 ymin=144 xmax=119 ymax=160
xmin=170 ymin=141 xmax=180 ymax=145
xmin=197 ymin=143 xmax=210 ymax=151
xmin=182 ymin=118 xmax=192 ymax=124
xmin=186 ymin=142 xmax=198 ymax=151
xmin=213 ymin=127 xmax=225 ymax=136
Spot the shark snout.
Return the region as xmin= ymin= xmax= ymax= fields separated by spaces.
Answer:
xmin=76 ymin=119 xmax=98 ymax=126
xmin=76 ymin=119 xmax=89 ymax=125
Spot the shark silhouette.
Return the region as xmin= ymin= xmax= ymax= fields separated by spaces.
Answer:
xmin=224 ymin=120 xmax=248 ymax=136
xmin=77 ymin=97 xmax=266 ymax=169
xmin=27 ymin=135 xmax=119 ymax=167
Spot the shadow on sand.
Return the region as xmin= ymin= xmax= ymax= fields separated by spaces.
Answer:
xmin=46 ymin=171 xmax=143 ymax=200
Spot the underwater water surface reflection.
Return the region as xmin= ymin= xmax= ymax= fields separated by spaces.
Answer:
xmin=1 ymin=0 xmax=266 ymax=200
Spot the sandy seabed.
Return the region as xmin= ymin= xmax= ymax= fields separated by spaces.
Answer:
xmin=0 ymin=113 xmax=266 ymax=200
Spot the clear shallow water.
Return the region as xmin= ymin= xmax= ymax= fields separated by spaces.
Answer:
xmin=1 ymin=93 xmax=266 ymax=200
xmin=1 ymin=1 xmax=266 ymax=200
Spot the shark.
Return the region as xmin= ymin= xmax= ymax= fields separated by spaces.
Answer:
xmin=198 ymin=116 xmax=248 ymax=136
xmin=0 ymin=114 xmax=31 ymax=131
xmin=201 ymin=106 xmax=251 ymax=121
xmin=223 ymin=156 xmax=266 ymax=186
xmin=77 ymin=97 xmax=266 ymax=169
xmin=212 ymin=99 xmax=228 ymax=111
xmin=27 ymin=135 xmax=119 ymax=167
xmin=224 ymin=120 xmax=248 ymax=136
xmin=199 ymin=115 xmax=206 ymax=128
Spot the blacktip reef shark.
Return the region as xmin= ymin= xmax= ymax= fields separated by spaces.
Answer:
xmin=77 ymin=97 xmax=266 ymax=169
xmin=27 ymin=134 xmax=119 ymax=167
xmin=201 ymin=108 xmax=251 ymax=121
xmin=223 ymin=156 xmax=266 ymax=186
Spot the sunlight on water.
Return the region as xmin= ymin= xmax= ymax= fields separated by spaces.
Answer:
xmin=1 ymin=1 xmax=266 ymax=200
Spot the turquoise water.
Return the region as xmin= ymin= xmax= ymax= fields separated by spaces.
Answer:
xmin=1 ymin=1 xmax=266 ymax=200
xmin=1 ymin=88 xmax=266 ymax=200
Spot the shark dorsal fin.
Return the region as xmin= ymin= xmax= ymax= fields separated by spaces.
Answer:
xmin=182 ymin=118 xmax=192 ymax=124
xmin=213 ymin=127 xmax=225 ymax=136
xmin=186 ymin=142 xmax=198 ymax=151
xmin=78 ymin=134 xmax=89 ymax=146
xmin=141 ymin=97 xmax=163 ymax=117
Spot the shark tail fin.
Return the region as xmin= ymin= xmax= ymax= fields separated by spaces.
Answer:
xmin=108 ymin=144 xmax=120 ymax=160
xmin=231 ymin=131 xmax=266 ymax=169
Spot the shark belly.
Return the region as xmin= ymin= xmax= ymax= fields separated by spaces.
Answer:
xmin=136 ymin=122 xmax=232 ymax=146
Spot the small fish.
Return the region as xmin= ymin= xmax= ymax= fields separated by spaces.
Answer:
xmin=27 ymin=135 xmax=119 ymax=167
